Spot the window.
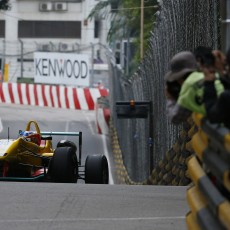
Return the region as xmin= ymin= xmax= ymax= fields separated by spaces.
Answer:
xmin=94 ymin=20 xmax=100 ymax=38
xmin=18 ymin=21 xmax=81 ymax=38
xmin=0 ymin=21 xmax=5 ymax=38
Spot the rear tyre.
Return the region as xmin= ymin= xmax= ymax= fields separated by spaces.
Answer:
xmin=50 ymin=147 xmax=78 ymax=183
xmin=85 ymin=155 xmax=109 ymax=184
xmin=56 ymin=140 xmax=77 ymax=153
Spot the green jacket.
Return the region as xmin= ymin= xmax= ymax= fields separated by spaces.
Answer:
xmin=177 ymin=72 xmax=224 ymax=115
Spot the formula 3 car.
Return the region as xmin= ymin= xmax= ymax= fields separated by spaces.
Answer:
xmin=0 ymin=120 xmax=109 ymax=184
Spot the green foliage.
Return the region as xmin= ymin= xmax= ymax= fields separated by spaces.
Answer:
xmin=0 ymin=0 xmax=11 ymax=10
xmin=120 ymin=0 xmax=159 ymax=62
xmin=88 ymin=0 xmax=159 ymax=76
xmin=87 ymin=1 xmax=112 ymax=21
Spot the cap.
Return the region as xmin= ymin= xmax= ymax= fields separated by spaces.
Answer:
xmin=164 ymin=51 xmax=197 ymax=82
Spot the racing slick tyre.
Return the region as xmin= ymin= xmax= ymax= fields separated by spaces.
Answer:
xmin=50 ymin=147 xmax=78 ymax=183
xmin=85 ymin=154 xmax=109 ymax=184
xmin=56 ymin=140 xmax=77 ymax=153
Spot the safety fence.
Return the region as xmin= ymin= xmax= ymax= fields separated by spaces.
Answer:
xmin=107 ymin=1 xmax=229 ymax=229
xmin=0 ymin=82 xmax=108 ymax=111
xmin=110 ymin=115 xmax=197 ymax=185
xmin=186 ymin=113 xmax=230 ymax=230
xmin=109 ymin=0 xmax=220 ymax=182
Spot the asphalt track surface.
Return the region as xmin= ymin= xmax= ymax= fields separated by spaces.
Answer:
xmin=0 ymin=104 xmax=189 ymax=230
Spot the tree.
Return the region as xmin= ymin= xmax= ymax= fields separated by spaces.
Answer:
xmin=87 ymin=0 xmax=123 ymax=42
xmin=119 ymin=0 xmax=159 ymax=61
xmin=88 ymin=0 xmax=159 ymax=75
xmin=0 ymin=0 xmax=11 ymax=10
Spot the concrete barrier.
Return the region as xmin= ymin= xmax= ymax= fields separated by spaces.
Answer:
xmin=0 ymin=82 xmax=108 ymax=110
xmin=95 ymin=96 xmax=110 ymax=135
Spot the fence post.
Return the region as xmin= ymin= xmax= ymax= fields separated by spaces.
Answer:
xmin=91 ymin=43 xmax=95 ymax=87
xmin=149 ymin=102 xmax=153 ymax=173
xmin=220 ymin=0 xmax=230 ymax=51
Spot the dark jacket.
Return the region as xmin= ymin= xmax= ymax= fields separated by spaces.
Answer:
xmin=203 ymin=76 xmax=230 ymax=128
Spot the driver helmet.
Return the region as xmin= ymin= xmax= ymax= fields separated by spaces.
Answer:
xmin=21 ymin=131 xmax=41 ymax=145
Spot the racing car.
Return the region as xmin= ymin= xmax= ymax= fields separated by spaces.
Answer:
xmin=0 ymin=120 xmax=109 ymax=184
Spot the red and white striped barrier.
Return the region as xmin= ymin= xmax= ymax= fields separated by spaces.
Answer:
xmin=0 ymin=83 xmax=108 ymax=110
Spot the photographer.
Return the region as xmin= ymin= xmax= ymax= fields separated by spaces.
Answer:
xmin=202 ymin=48 xmax=230 ymax=128
xmin=164 ymin=51 xmax=199 ymax=124
xmin=165 ymin=47 xmax=226 ymax=125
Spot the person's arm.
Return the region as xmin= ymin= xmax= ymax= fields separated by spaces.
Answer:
xmin=202 ymin=68 xmax=222 ymax=123
xmin=166 ymin=99 xmax=191 ymax=124
xmin=203 ymin=81 xmax=217 ymax=110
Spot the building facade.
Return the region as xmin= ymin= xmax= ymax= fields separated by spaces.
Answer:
xmin=0 ymin=0 xmax=110 ymax=83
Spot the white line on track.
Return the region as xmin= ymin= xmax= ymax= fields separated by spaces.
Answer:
xmin=0 ymin=118 xmax=3 ymax=133
xmin=65 ymin=121 xmax=70 ymax=133
xmin=102 ymin=134 xmax=114 ymax=185
xmin=0 ymin=216 xmax=185 ymax=223
xmin=83 ymin=111 xmax=96 ymax=136
xmin=83 ymin=111 xmax=114 ymax=184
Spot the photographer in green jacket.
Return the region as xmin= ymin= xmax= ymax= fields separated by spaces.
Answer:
xmin=165 ymin=48 xmax=225 ymax=125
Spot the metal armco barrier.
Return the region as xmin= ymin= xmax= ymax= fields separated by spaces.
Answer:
xmin=186 ymin=113 xmax=230 ymax=230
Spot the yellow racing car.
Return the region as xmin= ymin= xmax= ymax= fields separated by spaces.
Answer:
xmin=0 ymin=120 xmax=109 ymax=184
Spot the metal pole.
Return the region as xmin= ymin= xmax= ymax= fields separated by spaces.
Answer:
xmin=3 ymin=40 xmax=5 ymax=71
xmin=220 ymin=0 xmax=230 ymax=52
xmin=75 ymin=43 xmax=80 ymax=53
xmin=213 ymin=0 xmax=218 ymax=49
xmin=140 ymin=0 xmax=144 ymax=59
xmin=91 ymin=43 xmax=95 ymax=87
xmin=126 ymin=34 xmax=130 ymax=76
xmin=2 ymin=40 xmax=5 ymax=82
xmin=149 ymin=101 xmax=153 ymax=173
xmin=19 ymin=39 xmax=23 ymax=79
xmin=226 ymin=0 xmax=230 ymax=51
xmin=0 ymin=40 xmax=3 ymax=82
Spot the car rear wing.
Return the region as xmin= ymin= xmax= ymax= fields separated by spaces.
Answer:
xmin=40 ymin=131 xmax=82 ymax=165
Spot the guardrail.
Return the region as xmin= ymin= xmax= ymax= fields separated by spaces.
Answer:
xmin=186 ymin=113 xmax=230 ymax=230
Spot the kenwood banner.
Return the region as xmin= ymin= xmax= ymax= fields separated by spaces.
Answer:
xmin=34 ymin=52 xmax=90 ymax=86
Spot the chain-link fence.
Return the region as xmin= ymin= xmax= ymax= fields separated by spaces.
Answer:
xmin=109 ymin=0 xmax=221 ymax=182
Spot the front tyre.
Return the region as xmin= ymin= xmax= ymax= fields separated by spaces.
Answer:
xmin=85 ymin=155 xmax=109 ymax=184
xmin=50 ymin=147 xmax=78 ymax=183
